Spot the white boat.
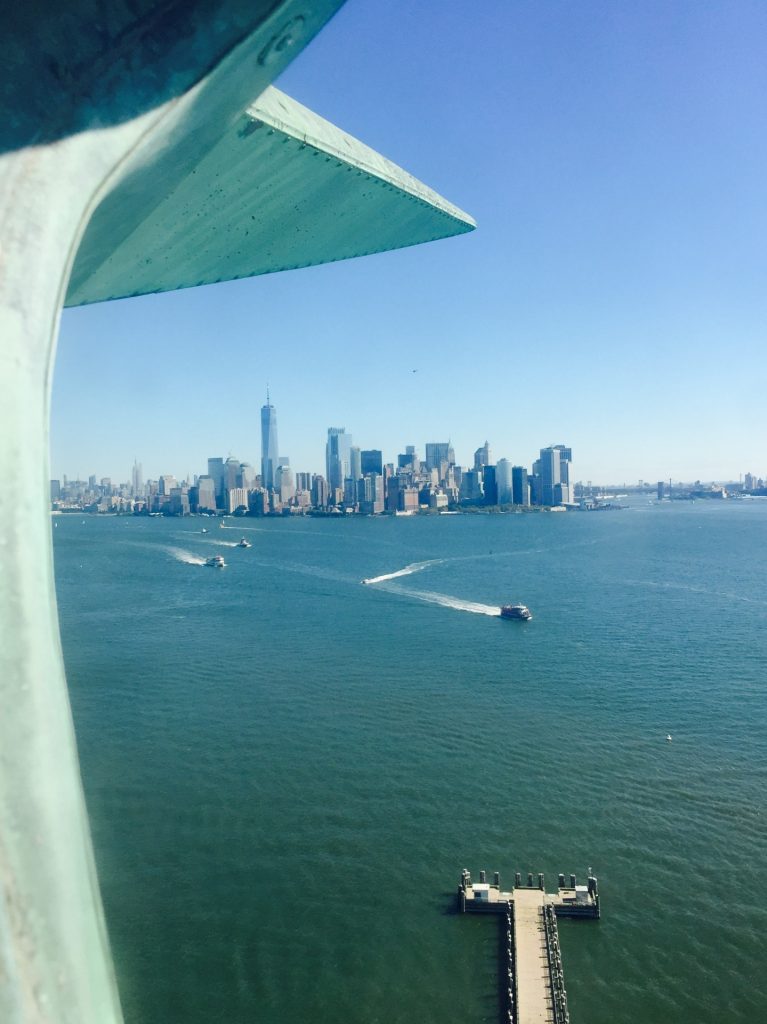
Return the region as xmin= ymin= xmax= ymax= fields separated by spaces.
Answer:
xmin=237 ymin=537 xmax=251 ymax=548
xmin=205 ymin=555 xmax=226 ymax=568
xmin=200 ymin=528 xmax=208 ymax=533
xmin=500 ymin=604 xmax=532 ymax=621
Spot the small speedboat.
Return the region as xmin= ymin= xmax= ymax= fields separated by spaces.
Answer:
xmin=500 ymin=604 xmax=532 ymax=621
xmin=237 ymin=537 xmax=251 ymax=548
xmin=200 ymin=528 xmax=208 ymax=534
xmin=205 ymin=555 xmax=226 ymax=568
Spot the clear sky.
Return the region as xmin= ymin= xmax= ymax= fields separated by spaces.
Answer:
xmin=52 ymin=0 xmax=767 ymax=485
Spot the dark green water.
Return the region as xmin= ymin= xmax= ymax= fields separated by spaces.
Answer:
xmin=53 ymin=501 xmax=767 ymax=1023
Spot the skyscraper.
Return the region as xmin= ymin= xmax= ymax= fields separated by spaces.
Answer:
xmin=260 ymin=390 xmax=279 ymax=490
xmin=538 ymin=446 xmax=572 ymax=506
xmin=223 ymin=456 xmax=240 ymax=493
xmin=474 ymin=441 xmax=491 ymax=470
xmin=349 ymin=446 xmax=362 ymax=481
xmin=496 ymin=459 xmax=513 ymax=504
xmin=207 ymin=457 xmax=225 ymax=506
xmin=326 ymin=427 xmax=352 ymax=491
xmin=361 ymin=450 xmax=383 ymax=476
xmin=425 ymin=443 xmax=454 ymax=471
xmin=482 ymin=464 xmax=497 ymax=505
xmin=511 ymin=466 xmax=530 ymax=506
xmin=131 ymin=459 xmax=143 ymax=497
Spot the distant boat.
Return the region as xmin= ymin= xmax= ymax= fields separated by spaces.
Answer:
xmin=500 ymin=604 xmax=532 ymax=621
xmin=666 ymin=734 xmax=673 ymax=742
xmin=205 ymin=555 xmax=226 ymax=568
xmin=237 ymin=537 xmax=251 ymax=548
xmin=200 ymin=528 xmax=208 ymax=534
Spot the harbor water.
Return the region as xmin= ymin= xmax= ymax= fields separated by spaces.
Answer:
xmin=53 ymin=500 xmax=767 ymax=1023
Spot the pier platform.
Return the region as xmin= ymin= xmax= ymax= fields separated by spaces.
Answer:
xmin=458 ymin=869 xmax=599 ymax=1024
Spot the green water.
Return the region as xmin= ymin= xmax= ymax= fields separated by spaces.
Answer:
xmin=54 ymin=501 xmax=767 ymax=1023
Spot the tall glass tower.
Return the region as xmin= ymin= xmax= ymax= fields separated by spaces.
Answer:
xmin=326 ymin=427 xmax=352 ymax=492
xmin=260 ymin=390 xmax=279 ymax=490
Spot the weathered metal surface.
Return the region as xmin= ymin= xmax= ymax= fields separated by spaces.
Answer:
xmin=1 ymin=2 xmax=475 ymax=1021
xmin=2 ymin=2 xmax=345 ymax=152
xmin=66 ymin=86 xmax=475 ymax=306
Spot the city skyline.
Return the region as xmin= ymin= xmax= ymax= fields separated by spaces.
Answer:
xmin=49 ymin=396 xmax=764 ymax=489
xmin=51 ymin=1 xmax=767 ymax=482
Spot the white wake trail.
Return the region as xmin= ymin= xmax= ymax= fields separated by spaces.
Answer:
xmin=167 ymin=546 xmax=206 ymax=566
xmin=363 ymin=559 xmax=442 ymax=585
xmin=376 ymin=582 xmax=500 ymax=617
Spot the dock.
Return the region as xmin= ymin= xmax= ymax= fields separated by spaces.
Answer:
xmin=458 ymin=869 xmax=600 ymax=1024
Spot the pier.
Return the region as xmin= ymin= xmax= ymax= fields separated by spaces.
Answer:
xmin=458 ymin=869 xmax=599 ymax=1024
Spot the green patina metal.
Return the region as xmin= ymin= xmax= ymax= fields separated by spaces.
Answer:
xmin=0 ymin=3 xmax=474 ymax=1022
xmin=66 ymin=86 xmax=474 ymax=306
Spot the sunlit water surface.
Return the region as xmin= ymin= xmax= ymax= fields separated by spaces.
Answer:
xmin=54 ymin=500 xmax=767 ymax=1023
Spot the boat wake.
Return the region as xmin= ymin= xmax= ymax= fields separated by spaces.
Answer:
xmin=167 ymin=546 xmax=207 ymax=566
xmin=363 ymin=559 xmax=442 ymax=585
xmin=377 ymin=582 xmax=500 ymax=617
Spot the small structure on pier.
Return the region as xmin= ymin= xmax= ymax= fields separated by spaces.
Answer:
xmin=459 ymin=868 xmax=600 ymax=918
xmin=458 ymin=868 xmax=600 ymax=1024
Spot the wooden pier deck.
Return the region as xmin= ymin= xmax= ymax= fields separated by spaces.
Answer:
xmin=513 ymin=888 xmax=553 ymax=1024
xmin=458 ymin=869 xmax=599 ymax=1024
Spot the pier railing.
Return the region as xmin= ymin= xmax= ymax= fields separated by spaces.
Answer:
xmin=457 ymin=867 xmax=599 ymax=1024
xmin=543 ymin=904 xmax=570 ymax=1024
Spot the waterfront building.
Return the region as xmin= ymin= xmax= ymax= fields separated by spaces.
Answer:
xmin=361 ymin=449 xmax=383 ymax=476
xmin=529 ymin=470 xmax=542 ymax=506
xmin=538 ymin=445 xmax=573 ymax=505
xmin=50 ymin=480 xmax=60 ymax=501
xmin=385 ymin=474 xmax=401 ymax=512
xmin=482 ymin=464 xmax=498 ymax=506
xmin=311 ymin=475 xmax=329 ymax=509
xmin=158 ymin=474 xmax=178 ymax=496
xmin=195 ymin=476 xmax=217 ymax=512
xmin=249 ymin=489 xmax=269 ymax=516
xmin=511 ymin=466 xmax=530 ymax=506
xmin=326 ymin=427 xmax=352 ymax=492
xmin=168 ymin=487 xmax=190 ymax=516
xmin=276 ymin=464 xmax=294 ymax=504
xmin=496 ymin=459 xmax=513 ymax=505
xmin=460 ymin=469 xmax=484 ymax=502
xmin=295 ymin=471 xmax=311 ymax=493
xmin=226 ymin=487 xmax=249 ymax=513
xmin=343 ymin=477 xmax=357 ymax=506
xmin=260 ymin=395 xmax=279 ymax=491
xmin=399 ymin=486 xmax=420 ymax=512
xmin=358 ymin=473 xmax=384 ymax=515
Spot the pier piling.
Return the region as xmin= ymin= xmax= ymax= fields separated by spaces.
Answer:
xmin=458 ymin=866 xmax=599 ymax=1023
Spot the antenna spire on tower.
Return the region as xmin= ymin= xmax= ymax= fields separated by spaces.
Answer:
xmin=266 ymin=382 xmax=270 ymax=404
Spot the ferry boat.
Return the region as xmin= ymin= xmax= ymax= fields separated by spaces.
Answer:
xmin=237 ymin=537 xmax=251 ymax=548
xmin=500 ymin=604 xmax=532 ymax=621
xmin=204 ymin=555 xmax=226 ymax=568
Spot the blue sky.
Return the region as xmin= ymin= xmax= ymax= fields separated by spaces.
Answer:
xmin=52 ymin=0 xmax=767 ymax=485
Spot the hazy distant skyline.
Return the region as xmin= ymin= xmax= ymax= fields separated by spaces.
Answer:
xmin=52 ymin=0 xmax=767 ymax=483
